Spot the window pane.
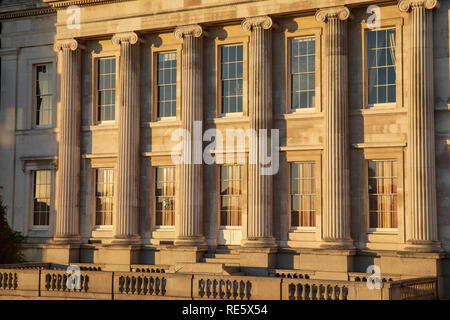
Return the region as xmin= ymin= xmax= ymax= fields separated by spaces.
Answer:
xmin=290 ymin=162 xmax=315 ymax=227
xmin=367 ymin=29 xmax=396 ymax=105
xmin=95 ymin=168 xmax=114 ymax=225
xmin=221 ymin=44 xmax=244 ymax=114
xmin=220 ymin=165 xmax=242 ymax=226
xmin=97 ymin=57 xmax=116 ymax=121
xmin=32 ymin=170 xmax=51 ymax=226
xmin=368 ymin=160 xmax=398 ymax=229
xmin=155 ymin=166 xmax=175 ymax=226
xmin=291 ymin=37 xmax=315 ymax=110
xmin=35 ymin=63 xmax=53 ymax=126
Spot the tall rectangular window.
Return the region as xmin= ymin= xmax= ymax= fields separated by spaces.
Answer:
xmin=155 ymin=166 xmax=175 ymax=226
xmin=95 ymin=168 xmax=114 ymax=226
xmin=368 ymin=29 xmax=396 ymax=105
xmin=220 ymin=165 xmax=242 ymax=226
xmin=368 ymin=160 xmax=398 ymax=229
xmin=157 ymin=52 xmax=177 ymax=118
xmin=32 ymin=170 xmax=51 ymax=226
xmin=35 ymin=63 xmax=53 ymax=126
xmin=291 ymin=37 xmax=315 ymax=109
xmin=97 ymin=57 xmax=116 ymax=121
xmin=290 ymin=162 xmax=315 ymax=227
xmin=221 ymin=44 xmax=243 ymax=113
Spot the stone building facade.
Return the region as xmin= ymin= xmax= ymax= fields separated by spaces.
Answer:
xmin=0 ymin=0 xmax=449 ymax=297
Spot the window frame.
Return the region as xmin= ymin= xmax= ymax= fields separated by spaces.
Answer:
xmin=285 ymin=150 xmax=322 ymax=246
xmin=153 ymin=165 xmax=176 ymax=228
xmin=92 ymin=53 xmax=119 ymax=125
xmin=215 ymin=157 xmax=248 ymax=245
xmin=215 ymin=36 xmax=249 ymax=118
xmin=151 ymin=44 xmax=182 ymax=122
xmin=285 ymin=28 xmax=322 ymax=114
xmin=30 ymin=59 xmax=56 ymax=129
xmin=361 ymin=147 xmax=405 ymax=249
xmin=362 ymin=17 xmax=404 ymax=110
xmin=21 ymin=156 xmax=57 ymax=236
xmin=89 ymin=157 xmax=116 ymax=235
xmin=94 ymin=167 xmax=115 ymax=228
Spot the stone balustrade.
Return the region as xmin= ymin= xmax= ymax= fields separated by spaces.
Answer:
xmin=0 ymin=267 xmax=438 ymax=300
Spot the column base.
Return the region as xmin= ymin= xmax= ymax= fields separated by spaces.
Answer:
xmin=94 ymin=244 xmax=141 ymax=269
xmin=320 ymin=238 xmax=355 ymax=250
xmin=174 ymin=235 xmax=207 ymax=247
xmin=51 ymin=235 xmax=81 ymax=244
xmin=242 ymin=237 xmax=277 ymax=248
xmin=42 ymin=243 xmax=80 ymax=264
xmin=156 ymin=245 xmax=207 ymax=265
xmin=404 ymin=240 xmax=443 ymax=253
xmin=239 ymin=247 xmax=277 ymax=276
xmin=110 ymin=235 xmax=141 ymax=246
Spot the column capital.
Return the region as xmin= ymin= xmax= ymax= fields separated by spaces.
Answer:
xmin=53 ymin=39 xmax=85 ymax=52
xmin=174 ymin=24 xmax=205 ymax=39
xmin=398 ymin=0 xmax=439 ymax=12
xmin=111 ymin=31 xmax=144 ymax=45
xmin=315 ymin=6 xmax=350 ymax=23
xmin=241 ymin=15 xmax=275 ymax=31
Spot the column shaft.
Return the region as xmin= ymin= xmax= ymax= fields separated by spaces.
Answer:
xmin=112 ymin=32 xmax=142 ymax=242
xmin=399 ymin=0 xmax=439 ymax=246
xmin=316 ymin=7 xmax=352 ymax=246
xmin=54 ymin=40 xmax=83 ymax=241
xmin=242 ymin=16 xmax=276 ymax=247
xmin=174 ymin=25 xmax=205 ymax=246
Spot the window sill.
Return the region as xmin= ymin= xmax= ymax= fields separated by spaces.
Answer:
xmin=278 ymin=111 xmax=323 ymax=120
xmin=219 ymin=226 xmax=242 ymax=230
xmin=289 ymin=226 xmax=316 ymax=233
xmin=85 ymin=123 xmax=118 ymax=131
xmin=368 ymin=228 xmax=398 ymax=235
xmin=93 ymin=225 xmax=113 ymax=231
xmin=30 ymin=225 xmax=50 ymax=231
xmin=212 ymin=114 xmax=249 ymax=124
xmin=153 ymin=226 xmax=175 ymax=231
xmin=144 ymin=119 xmax=181 ymax=128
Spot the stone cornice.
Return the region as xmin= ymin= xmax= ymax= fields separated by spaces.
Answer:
xmin=54 ymin=39 xmax=86 ymax=51
xmin=0 ymin=7 xmax=55 ymax=20
xmin=315 ymin=6 xmax=351 ymax=22
xmin=111 ymin=32 xmax=144 ymax=45
xmin=241 ymin=15 xmax=275 ymax=31
xmin=174 ymin=24 xmax=205 ymax=39
xmin=43 ymin=0 xmax=130 ymax=9
xmin=398 ymin=0 xmax=439 ymax=12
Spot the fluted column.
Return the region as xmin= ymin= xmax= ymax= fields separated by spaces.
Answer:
xmin=111 ymin=32 xmax=143 ymax=243
xmin=399 ymin=0 xmax=440 ymax=249
xmin=53 ymin=39 xmax=84 ymax=242
xmin=315 ymin=7 xmax=353 ymax=247
xmin=174 ymin=25 xmax=206 ymax=246
xmin=242 ymin=16 xmax=276 ymax=247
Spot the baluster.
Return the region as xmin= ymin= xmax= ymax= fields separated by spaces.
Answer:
xmin=239 ymin=281 xmax=245 ymax=299
xmin=161 ymin=277 xmax=166 ymax=296
xmin=155 ymin=277 xmax=161 ymax=295
xmin=0 ymin=273 xmax=3 ymax=289
xmin=300 ymin=284 xmax=306 ymax=300
xmin=62 ymin=274 xmax=67 ymax=291
xmin=226 ymin=280 xmax=232 ymax=299
xmin=8 ymin=273 xmax=13 ymax=290
xmin=143 ymin=277 xmax=148 ymax=295
xmin=206 ymin=279 xmax=212 ymax=298
xmin=198 ymin=279 xmax=205 ymax=298
xmin=219 ymin=280 xmax=225 ymax=299
xmin=288 ymin=283 xmax=295 ymax=300
xmin=45 ymin=274 xmax=51 ymax=291
xmin=137 ymin=277 xmax=142 ymax=295
xmin=149 ymin=277 xmax=154 ymax=295
xmin=246 ymin=281 xmax=252 ymax=299
xmin=131 ymin=276 xmax=136 ymax=294
xmin=125 ymin=276 xmax=130 ymax=294
xmin=311 ymin=284 xmax=317 ymax=300
xmin=84 ymin=275 xmax=89 ymax=292
xmin=319 ymin=285 xmax=325 ymax=300
xmin=306 ymin=284 xmax=312 ymax=300
xmin=233 ymin=281 xmax=238 ymax=299
xmin=213 ymin=279 xmax=218 ymax=298
xmin=118 ymin=276 xmax=124 ymax=293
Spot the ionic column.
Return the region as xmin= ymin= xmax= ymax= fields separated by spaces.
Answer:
xmin=315 ymin=7 xmax=353 ymax=247
xmin=111 ymin=32 xmax=143 ymax=243
xmin=242 ymin=16 xmax=276 ymax=247
xmin=53 ymin=39 xmax=84 ymax=242
xmin=174 ymin=25 xmax=206 ymax=246
xmin=399 ymin=0 xmax=440 ymax=249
